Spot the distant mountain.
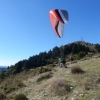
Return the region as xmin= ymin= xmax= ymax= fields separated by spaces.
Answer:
xmin=0 ymin=66 xmax=7 ymax=71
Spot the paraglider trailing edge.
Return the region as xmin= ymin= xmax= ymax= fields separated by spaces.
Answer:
xmin=49 ymin=9 xmax=69 ymax=57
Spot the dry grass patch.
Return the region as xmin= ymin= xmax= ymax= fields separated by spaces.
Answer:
xmin=72 ymin=70 xmax=99 ymax=90
xmin=29 ymin=66 xmax=53 ymax=77
xmin=80 ymin=71 xmax=100 ymax=91
xmin=50 ymin=79 xmax=71 ymax=96
xmin=36 ymin=72 xmax=53 ymax=82
xmin=80 ymin=77 xmax=97 ymax=90
xmin=71 ymin=66 xmax=85 ymax=74
xmin=1 ymin=82 xmax=25 ymax=94
xmin=0 ymin=78 xmax=26 ymax=94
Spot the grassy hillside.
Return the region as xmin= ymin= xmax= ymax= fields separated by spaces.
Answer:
xmin=0 ymin=55 xmax=100 ymax=100
xmin=1 ymin=41 xmax=100 ymax=79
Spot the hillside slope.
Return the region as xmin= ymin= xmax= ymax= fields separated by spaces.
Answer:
xmin=2 ymin=41 xmax=100 ymax=77
xmin=5 ymin=56 xmax=100 ymax=100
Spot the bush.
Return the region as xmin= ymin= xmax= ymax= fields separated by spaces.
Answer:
xmin=14 ymin=93 xmax=28 ymax=100
xmin=77 ymin=52 xmax=85 ymax=60
xmin=16 ymin=82 xmax=26 ymax=88
xmin=0 ymin=92 xmax=6 ymax=100
xmin=1 ymin=82 xmax=25 ymax=94
xmin=30 ymin=66 xmax=52 ymax=76
xmin=71 ymin=66 xmax=85 ymax=74
xmin=50 ymin=79 xmax=71 ymax=95
xmin=36 ymin=72 xmax=52 ymax=82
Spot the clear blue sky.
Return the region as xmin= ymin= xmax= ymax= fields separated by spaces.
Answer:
xmin=0 ymin=0 xmax=100 ymax=66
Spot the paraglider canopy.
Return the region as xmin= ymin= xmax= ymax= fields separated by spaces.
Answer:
xmin=49 ymin=9 xmax=68 ymax=38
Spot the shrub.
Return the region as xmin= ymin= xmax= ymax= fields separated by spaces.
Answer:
xmin=14 ymin=93 xmax=28 ymax=100
xmin=77 ymin=52 xmax=85 ymax=60
xmin=31 ymin=66 xmax=52 ymax=76
xmin=71 ymin=66 xmax=85 ymax=74
xmin=1 ymin=82 xmax=25 ymax=94
xmin=50 ymin=79 xmax=71 ymax=95
xmin=39 ymin=66 xmax=52 ymax=73
xmin=0 ymin=92 xmax=6 ymax=100
xmin=16 ymin=82 xmax=26 ymax=88
xmin=36 ymin=72 xmax=52 ymax=82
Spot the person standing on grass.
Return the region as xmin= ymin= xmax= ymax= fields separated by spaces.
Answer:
xmin=59 ymin=57 xmax=67 ymax=68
